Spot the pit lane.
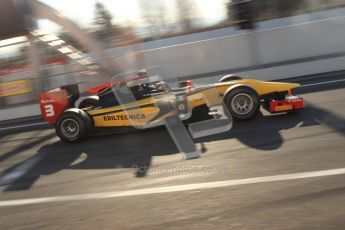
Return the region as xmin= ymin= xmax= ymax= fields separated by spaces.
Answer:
xmin=0 ymin=77 xmax=344 ymax=229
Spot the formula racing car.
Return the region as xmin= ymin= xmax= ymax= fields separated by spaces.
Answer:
xmin=39 ymin=71 xmax=304 ymax=142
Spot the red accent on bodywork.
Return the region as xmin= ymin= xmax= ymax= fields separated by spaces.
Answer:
xmin=84 ymin=75 xmax=148 ymax=94
xmin=39 ymin=89 xmax=68 ymax=124
xmin=288 ymin=97 xmax=304 ymax=110
xmin=84 ymin=82 xmax=111 ymax=94
xmin=269 ymin=96 xmax=304 ymax=113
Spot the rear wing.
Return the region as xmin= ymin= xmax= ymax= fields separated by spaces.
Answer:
xmin=39 ymin=89 xmax=69 ymax=124
xmin=38 ymin=84 xmax=80 ymax=124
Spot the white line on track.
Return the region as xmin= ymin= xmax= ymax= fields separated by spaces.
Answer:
xmin=300 ymin=78 xmax=345 ymax=88
xmin=1 ymin=168 xmax=345 ymax=207
xmin=0 ymin=122 xmax=47 ymax=132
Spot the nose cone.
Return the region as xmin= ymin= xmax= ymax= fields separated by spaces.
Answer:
xmin=267 ymin=82 xmax=301 ymax=91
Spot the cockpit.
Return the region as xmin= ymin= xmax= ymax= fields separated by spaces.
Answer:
xmin=97 ymin=71 xmax=170 ymax=108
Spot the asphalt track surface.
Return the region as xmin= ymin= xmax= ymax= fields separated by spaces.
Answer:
xmin=0 ymin=76 xmax=345 ymax=229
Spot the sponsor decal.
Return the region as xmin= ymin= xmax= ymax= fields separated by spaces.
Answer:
xmin=178 ymin=103 xmax=186 ymax=111
xmin=40 ymin=99 xmax=55 ymax=104
xmin=103 ymin=114 xmax=146 ymax=121
xmin=175 ymin=95 xmax=186 ymax=102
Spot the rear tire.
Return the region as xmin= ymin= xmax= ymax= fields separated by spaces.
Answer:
xmin=78 ymin=96 xmax=99 ymax=109
xmin=55 ymin=109 xmax=92 ymax=142
xmin=224 ymin=87 xmax=260 ymax=120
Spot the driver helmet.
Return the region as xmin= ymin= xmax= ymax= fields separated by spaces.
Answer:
xmin=137 ymin=69 xmax=149 ymax=79
xmin=127 ymin=69 xmax=149 ymax=87
xmin=156 ymin=81 xmax=168 ymax=91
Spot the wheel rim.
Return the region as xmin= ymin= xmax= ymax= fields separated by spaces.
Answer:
xmin=61 ymin=118 xmax=80 ymax=139
xmin=231 ymin=93 xmax=254 ymax=115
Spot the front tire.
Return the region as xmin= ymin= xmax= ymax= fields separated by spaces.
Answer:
xmin=224 ymin=87 xmax=260 ymax=120
xmin=219 ymin=75 xmax=242 ymax=83
xmin=55 ymin=109 xmax=92 ymax=142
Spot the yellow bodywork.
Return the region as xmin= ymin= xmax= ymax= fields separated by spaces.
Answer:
xmin=86 ymin=79 xmax=300 ymax=128
xmin=214 ymin=79 xmax=300 ymax=96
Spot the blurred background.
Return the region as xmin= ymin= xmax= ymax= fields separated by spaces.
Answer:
xmin=1 ymin=0 xmax=345 ymax=114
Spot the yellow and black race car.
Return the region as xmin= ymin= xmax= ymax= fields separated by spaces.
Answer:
xmin=39 ymin=73 xmax=304 ymax=142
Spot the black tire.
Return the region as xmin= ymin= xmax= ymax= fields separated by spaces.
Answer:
xmin=78 ymin=96 xmax=99 ymax=109
xmin=224 ymin=87 xmax=260 ymax=120
xmin=55 ymin=109 xmax=92 ymax=143
xmin=219 ymin=75 xmax=242 ymax=83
